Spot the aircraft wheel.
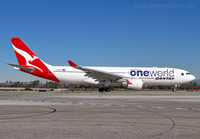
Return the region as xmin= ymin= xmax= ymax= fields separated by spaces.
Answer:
xmin=105 ymin=87 xmax=110 ymax=92
xmin=98 ymin=87 xmax=104 ymax=92
xmin=172 ymin=88 xmax=176 ymax=92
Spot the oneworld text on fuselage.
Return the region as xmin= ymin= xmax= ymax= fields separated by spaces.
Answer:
xmin=130 ymin=69 xmax=174 ymax=77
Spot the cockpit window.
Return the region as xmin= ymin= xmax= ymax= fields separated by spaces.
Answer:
xmin=186 ymin=73 xmax=191 ymax=75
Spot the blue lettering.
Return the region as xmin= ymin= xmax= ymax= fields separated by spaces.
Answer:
xmin=137 ymin=71 xmax=143 ymax=76
xmin=169 ymin=70 xmax=174 ymax=77
xmin=144 ymin=71 xmax=149 ymax=76
xmin=130 ymin=70 xmax=136 ymax=76
xmin=130 ymin=69 xmax=174 ymax=77
xmin=149 ymin=71 xmax=157 ymax=76
xmin=158 ymin=71 xmax=162 ymax=77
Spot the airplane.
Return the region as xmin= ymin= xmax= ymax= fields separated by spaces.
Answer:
xmin=8 ymin=38 xmax=196 ymax=92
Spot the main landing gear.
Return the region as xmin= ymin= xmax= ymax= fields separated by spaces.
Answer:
xmin=98 ymin=87 xmax=110 ymax=92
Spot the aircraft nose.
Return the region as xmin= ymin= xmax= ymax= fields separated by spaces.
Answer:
xmin=191 ymin=75 xmax=196 ymax=81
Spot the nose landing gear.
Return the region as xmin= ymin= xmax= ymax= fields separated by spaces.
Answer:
xmin=172 ymin=85 xmax=178 ymax=92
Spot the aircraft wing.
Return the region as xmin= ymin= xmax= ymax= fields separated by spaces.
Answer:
xmin=68 ymin=60 xmax=125 ymax=82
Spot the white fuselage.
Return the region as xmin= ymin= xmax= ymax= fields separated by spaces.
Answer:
xmin=51 ymin=66 xmax=195 ymax=86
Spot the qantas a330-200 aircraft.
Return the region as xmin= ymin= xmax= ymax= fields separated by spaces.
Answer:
xmin=8 ymin=38 xmax=195 ymax=92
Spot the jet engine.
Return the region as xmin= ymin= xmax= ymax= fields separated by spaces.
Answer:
xmin=122 ymin=79 xmax=143 ymax=90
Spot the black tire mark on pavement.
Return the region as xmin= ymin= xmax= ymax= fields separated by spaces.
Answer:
xmin=0 ymin=107 xmax=56 ymax=120
xmin=136 ymin=106 xmax=176 ymax=138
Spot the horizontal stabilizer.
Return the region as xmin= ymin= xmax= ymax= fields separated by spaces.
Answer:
xmin=7 ymin=63 xmax=35 ymax=73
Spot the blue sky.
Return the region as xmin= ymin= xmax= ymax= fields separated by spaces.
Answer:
xmin=0 ymin=0 xmax=200 ymax=82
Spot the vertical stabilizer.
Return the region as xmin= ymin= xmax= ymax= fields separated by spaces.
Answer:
xmin=10 ymin=38 xmax=60 ymax=82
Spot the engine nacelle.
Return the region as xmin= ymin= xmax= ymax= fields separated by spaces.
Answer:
xmin=122 ymin=79 xmax=143 ymax=90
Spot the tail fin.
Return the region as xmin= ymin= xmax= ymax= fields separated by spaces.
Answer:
xmin=10 ymin=38 xmax=60 ymax=82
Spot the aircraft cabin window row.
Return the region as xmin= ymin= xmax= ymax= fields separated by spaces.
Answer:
xmin=54 ymin=70 xmax=84 ymax=73
xmin=54 ymin=70 xmax=129 ymax=74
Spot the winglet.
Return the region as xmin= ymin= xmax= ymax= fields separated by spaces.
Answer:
xmin=68 ymin=60 xmax=78 ymax=67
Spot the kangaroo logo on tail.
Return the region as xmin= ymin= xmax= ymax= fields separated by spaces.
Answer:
xmin=9 ymin=38 xmax=60 ymax=82
xmin=12 ymin=45 xmax=43 ymax=72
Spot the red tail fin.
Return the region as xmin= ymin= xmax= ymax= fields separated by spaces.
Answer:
xmin=10 ymin=38 xmax=60 ymax=82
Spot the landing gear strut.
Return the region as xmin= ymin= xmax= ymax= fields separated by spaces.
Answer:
xmin=172 ymin=85 xmax=177 ymax=92
xmin=98 ymin=87 xmax=110 ymax=92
